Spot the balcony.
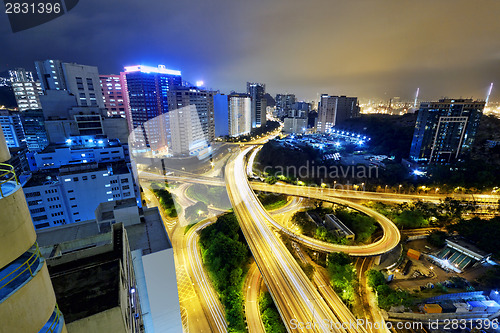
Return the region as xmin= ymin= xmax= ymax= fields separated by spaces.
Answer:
xmin=38 ymin=305 xmax=65 ymax=333
xmin=0 ymin=163 xmax=19 ymax=198
xmin=0 ymin=243 xmax=43 ymax=303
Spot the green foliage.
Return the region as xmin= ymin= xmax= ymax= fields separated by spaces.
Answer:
xmin=257 ymin=192 xmax=288 ymax=210
xmin=477 ymin=267 xmax=500 ymax=289
xmin=427 ymin=230 xmax=447 ymax=248
xmin=447 ymin=216 xmax=500 ymax=258
xmin=393 ymin=209 xmax=429 ymax=229
xmin=427 ymin=159 xmax=500 ymax=189
xmin=366 ymin=269 xmax=386 ymax=289
xmin=259 ymin=292 xmax=287 ymax=333
xmin=152 ymin=188 xmax=178 ymax=218
xmin=199 ymin=213 xmax=251 ymax=332
xmin=366 ymin=269 xmax=414 ymax=310
xmin=334 ymin=208 xmax=378 ymax=243
xmin=375 ymin=284 xmax=414 ymax=310
xmin=365 ymin=199 xmax=471 ymax=228
xmin=315 ymin=226 xmax=340 ymax=243
xmin=291 ymin=211 xmax=342 ymax=244
xmin=326 ymin=253 xmax=356 ymax=304
xmin=265 ymin=176 xmax=277 ymax=185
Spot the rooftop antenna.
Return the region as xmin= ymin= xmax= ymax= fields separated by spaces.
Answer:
xmin=413 ymin=88 xmax=420 ymax=108
xmin=485 ymin=83 xmax=493 ymax=106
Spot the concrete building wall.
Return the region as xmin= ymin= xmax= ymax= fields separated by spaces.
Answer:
xmin=66 ymin=307 xmax=128 ymax=333
xmin=100 ymin=74 xmax=128 ymax=118
xmin=24 ymin=165 xmax=135 ymax=229
xmin=62 ymin=63 xmax=105 ymax=108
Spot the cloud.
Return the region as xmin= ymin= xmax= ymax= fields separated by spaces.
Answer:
xmin=1 ymin=0 xmax=499 ymax=101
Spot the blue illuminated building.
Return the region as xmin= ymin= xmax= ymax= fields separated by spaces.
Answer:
xmin=122 ymin=65 xmax=182 ymax=150
xmin=410 ymin=98 xmax=484 ymax=164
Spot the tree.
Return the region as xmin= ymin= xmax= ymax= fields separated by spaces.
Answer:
xmin=366 ymin=269 xmax=386 ymax=289
xmin=427 ymin=230 xmax=447 ymax=248
xmin=265 ymin=176 xmax=277 ymax=185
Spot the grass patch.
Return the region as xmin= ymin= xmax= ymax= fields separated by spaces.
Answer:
xmin=186 ymin=184 xmax=231 ymax=210
xmin=257 ymin=192 xmax=288 ymax=210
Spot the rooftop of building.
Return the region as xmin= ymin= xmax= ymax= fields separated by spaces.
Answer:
xmin=44 ymin=224 xmax=123 ymax=324
xmin=24 ymin=161 xmax=131 ymax=187
xmin=97 ymin=198 xmax=138 ymax=221
xmin=446 ymin=237 xmax=491 ymax=258
xmin=37 ymin=205 xmax=171 ymax=254
xmin=58 ymin=161 xmax=130 ymax=177
xmin=24 ymin=169 xmax=60 ymax=188
xmin=40 ymin=138 xmax=123 ymax=153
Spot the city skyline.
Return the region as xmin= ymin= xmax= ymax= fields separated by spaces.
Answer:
xmin=1 ymin=0 xmax=500 ymax=102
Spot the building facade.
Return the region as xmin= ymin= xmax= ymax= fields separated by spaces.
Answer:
xmin=0 ymin=126 xmax=67 ymax=333
xmin=122 ymin=65 xmax=182 ymax=151
xmin=35 ymin=59 xmax=67 ymax=91
xmin=410 ymin=99 xmax=485 ymax=164
xmin=247 ymin=82 xmax=267 ymax=128
xmin=168 ymin=88 xmax=215 ymax=156
xmin=275 ymin=94 xmax=296 ymax=118
xmin=0 ymin=110 xmax=25 ymax=148
xmin=9 ymin=68 xmax=43 ymax=111
xmin=100 ymin=74 xmax=129 ymax=118
xmin=19 ymin=109 xmax=49 ymax=152
xmin=317 ymin=95 xmax=359 ymax=132
xmin=283 ymin=117 xmax=307 ymax=134
xmin=24 ymin=162 xmax=135 ymax=230
xmin=35 ymin=60 xmax=105 ymax=108
xmin=29 ymin=138 xmax=128 ymax=171
xmin=214 ymin=93 xmax=251 ymax=138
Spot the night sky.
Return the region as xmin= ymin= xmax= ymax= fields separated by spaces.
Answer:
xmin=1 ymin=0 xmax=499 ymax=102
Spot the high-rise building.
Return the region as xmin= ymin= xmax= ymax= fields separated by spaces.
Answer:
xmin=9 ymin=68 xmax=43 ymax=111
xmin=19 ymin=109 xmax=49 ymax=152
xmin=283 ymin=117 xmax=307 ymax=134
xmin=247 ymin=82 xmax=267 ymax=128
xmin=317 ymin=95 xmax=359 ymax=132
xmin=275 ymin=94 xmax=296 ymax=117
xmin=35 ymin=59 xmax=67 ymax=91
xmin=0 ymin=126 xmax=67 ymax=332
xmin=0 ymin=109 xmax=49 ymax=152
xmin=24 ymin=161 xmax=135 ymax=229
xmin=122 ymin=65 xmax=182 ymax=150
xmin=100 ymin=74 xmax=129 ymax=117
xmin=0 ymin=110 xmax=25 ymax=148
xmin=168 ymin=87 xmax=215 ymax=156
xmin=410 ymin=98 xmax=485 ymax=164
xmin=40 ymin=90 xmax=129 ymax=145
xmin=214 ymin=93 xmax=251 ymax=138
xmin=35 ymin=60 xmax=105 ymax=108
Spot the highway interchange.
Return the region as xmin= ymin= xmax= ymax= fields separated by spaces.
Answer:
xmin=137 ymin=136 xmax=499 ymax=333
